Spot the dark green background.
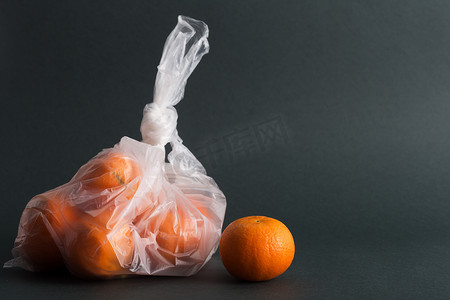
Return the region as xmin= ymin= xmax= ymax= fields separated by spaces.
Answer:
xmin=2 ymin=1 xmax=450 ymax=299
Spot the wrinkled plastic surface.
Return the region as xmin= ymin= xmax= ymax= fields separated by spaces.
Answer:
xmin=5 ymin=16 xmax=226 ymax=278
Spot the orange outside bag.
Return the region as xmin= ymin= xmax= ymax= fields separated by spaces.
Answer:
xmin=5 ymin=16 xmax=226 ymax=278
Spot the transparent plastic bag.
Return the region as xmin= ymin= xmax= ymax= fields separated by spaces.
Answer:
xmin=5 ymin=16 xmax=226 ymax=278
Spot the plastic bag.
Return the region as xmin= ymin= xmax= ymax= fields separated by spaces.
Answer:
xmin=5 ymin=15 xmax=226 ymax=278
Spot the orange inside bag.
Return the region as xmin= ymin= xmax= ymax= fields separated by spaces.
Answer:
xmin=71 ymin=152 xmax=142 ymax=227
xmin=133 ymin=201 xmax=202 ymax=266
xmin=64 ymin=153 xmax=141 ymax=277
xmin=76 ymin=153 xmax=141 ymax=193
xmin=65 ymin=221 xmax=135 ymax=278
xmin=14 ymin=195 xmax=70 ymax=271
xmin=16 ymin=152 xmax=142 ymax=276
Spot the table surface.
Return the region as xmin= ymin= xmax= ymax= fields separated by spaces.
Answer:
xmin=2 ymin=241 xmax=450 ymax=300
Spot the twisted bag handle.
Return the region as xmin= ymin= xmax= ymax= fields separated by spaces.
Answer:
xmin=140 ymin=16 xmax=209 ymax=149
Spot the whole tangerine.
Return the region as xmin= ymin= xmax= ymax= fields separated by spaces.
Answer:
xmin=65 ymin=221 xmax=134 ymax=278
xmin=71 ymin=152 xmax=142 ymax=229
xmin=75 ymin=152 xmax=141 ymax=191
xmin=219 ymin=216 xmax=295 ymax=281
xmin=14 ymin=194 xmax=77 ymax=271
xmin=134 ymin=204 xmax=201 ymax=266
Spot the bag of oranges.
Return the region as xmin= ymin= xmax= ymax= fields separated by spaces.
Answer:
xmin=5 ymin=16 xmax=226 ymax=278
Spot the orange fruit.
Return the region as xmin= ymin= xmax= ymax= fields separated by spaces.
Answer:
xmin=14 ymin=194 xmax=77 ymax=271
xmin=65 ymin=220 xmax=134 ymax=278
xmin=12 ymin=152 xmax=141 ymax=275
xmin=154 ymin=208 xmax=200 ymax=264
xmin=134 ymin=203 xmax=201 ymax=266
xmin=72 ymin=152 xmax=142 ymax=229
xmin=61 ymin=153 xmax=140 ymax=278
xmin=219 ymin=216 xmax=295 ymax=281
xmin=77 ymin=152 xmax=141 ymax=190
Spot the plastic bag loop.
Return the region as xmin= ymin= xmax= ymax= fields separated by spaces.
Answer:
xmin=140 ymin=15 xmax=209 ymax=147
